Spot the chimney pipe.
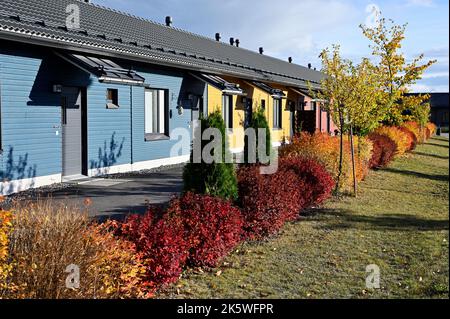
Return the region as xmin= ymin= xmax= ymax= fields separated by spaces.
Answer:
xmin=215 ymin=33 xmax=221 ymax=41
xmin=229 ymin=37 xmax=235 ymax=45
xmin=235 ymin=39 xmax=240 ymax=47
xmin=288 ymin=57 xmax=293 ymax=63
xmin=165 ymin=16 xmax=173 ymax=27
xmin=308 ymin=63 xmax=312 ymax=69
xmin=259 ymin=47 xmax=264 ymax=54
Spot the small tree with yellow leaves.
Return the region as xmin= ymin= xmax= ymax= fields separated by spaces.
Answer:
xmin=361 ymin=18 xmax=436 ymax=126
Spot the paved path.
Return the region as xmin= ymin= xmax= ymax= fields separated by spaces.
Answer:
xmin=14 ymin=167 xmax=184 ymax=219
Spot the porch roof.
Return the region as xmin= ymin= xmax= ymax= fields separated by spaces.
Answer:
xmin=55 ymin=51 xmax=145 ymax=86
xmin=250 ymin=81 xmax=286 ymax=99
xmin=191 ymin=73 xmax=245 ymax=96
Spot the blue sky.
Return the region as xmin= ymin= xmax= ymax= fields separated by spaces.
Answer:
xmin=94 ymin=0 xmax=449 ymax=92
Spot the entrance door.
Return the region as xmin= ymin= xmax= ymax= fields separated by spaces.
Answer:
xmin=61 ymin=87 xmax=83 ymax=178
xmin=244 ymin=98 xmax=253 ymax=128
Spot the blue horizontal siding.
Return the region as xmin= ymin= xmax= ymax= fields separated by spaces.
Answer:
xmin=0 ymin=41 xmax=206 ymax=183
xmin=0 ymin=42 xmax=89 ymax=181
xmin=87 ymin=81 xmax=132 ymax=170
xmin=131 ymin=66 xmax=191 ymax=163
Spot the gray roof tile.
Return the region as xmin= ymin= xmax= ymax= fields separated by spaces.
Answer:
xmin=0 ymin=0 xmax=323 ymax=88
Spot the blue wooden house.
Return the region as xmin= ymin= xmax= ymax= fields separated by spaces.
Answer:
xmin=0 ymin=0 xmax=324 ymax=195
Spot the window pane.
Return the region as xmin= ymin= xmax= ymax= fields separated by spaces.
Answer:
xmin=159 ymin=90 xmax=165 ymax=134
xmin=152 ymin=90 xmax=159 ymax=133
xmin=145 ymin=90 xmax=153 ymax=134
xmin=222 ymin=95 xmax=232 ymax=128
xmin=145 ymin=89 xmax=167 ymax=135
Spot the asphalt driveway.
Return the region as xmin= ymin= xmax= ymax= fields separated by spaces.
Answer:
xmin=5 ymin=166 xmax=184 ymax=219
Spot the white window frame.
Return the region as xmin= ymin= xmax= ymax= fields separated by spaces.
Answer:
xmin=145 ymin=88 xmax=169 ymax=140
xmin=273 ymin=98 xmax=282 ymax=129
xmin=222 ymin=94 xmax=233 ymax=129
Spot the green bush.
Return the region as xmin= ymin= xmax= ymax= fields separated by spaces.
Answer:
xmin=183 ymin=111 xmax=238 ymax=201
xmin=244 ymin=107 xmax=272 ymax=164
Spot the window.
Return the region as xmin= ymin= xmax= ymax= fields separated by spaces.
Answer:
xmin=106 ymin=88 xmax=119 ymax=108
xmin=222 ymin=94 xmax=233 ymax=129
xmin=273 ymin=98 xmax=282 ymax=129
xmin=145 ymin=88 xmax=169 ymax=140
xmin=311 ymin=101 xmax=316 ymax=112
xmin=261 ymin=99 xmax=266 ymax=110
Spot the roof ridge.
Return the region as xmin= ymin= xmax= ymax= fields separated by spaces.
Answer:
xmin=77 ymin=0 xmax=222 ymax=43
xmin=77 ymin=0 xmax=320 ymax=74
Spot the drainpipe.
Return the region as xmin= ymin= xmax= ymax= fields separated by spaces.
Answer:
xmin=130 ymin=86 xmax=133 ymax=165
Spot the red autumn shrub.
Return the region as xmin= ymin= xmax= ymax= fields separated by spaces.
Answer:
xmin=368 ymin=133 xmax=397 ymax=169
xmin=166 ymin=193 xmax=243 ymax=268
xmin=119 ymin=208 xmax=188 ymax=288
xmin=237 ymin=157 xmax=333 ymax=240
xmin=238 ymin=165 xmax=305 ymax=240
xmin=119 ymin=193 xmax=244 ymax=287
xmin=398 ymin=127 xmax=417 ymax=151
xmin=425 ymin=127 xmax=431 ymax=140
xmin=279 ymin=157 xmax=335 ymax=207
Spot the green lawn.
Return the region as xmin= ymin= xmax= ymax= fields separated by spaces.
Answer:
xmin=160 ymin=137 xmax=449 ymax=299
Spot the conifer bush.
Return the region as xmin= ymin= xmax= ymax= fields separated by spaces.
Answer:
xmin=244 ymin=107 xmax=272 ymax=164
xmin=183 ymin=111 xmax=238 ymax=201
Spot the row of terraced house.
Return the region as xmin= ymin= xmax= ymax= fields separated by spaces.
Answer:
xmin=0 ymin=0 xmax=337 ymax=195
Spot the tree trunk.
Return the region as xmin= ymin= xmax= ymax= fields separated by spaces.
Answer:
xmin=335 ymin=110 xmax=344 ymax=192
xmin=350 ymin=125 xmax=357 ymax=197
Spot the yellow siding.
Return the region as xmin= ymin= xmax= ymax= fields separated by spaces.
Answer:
xmin=206 ymin=81 xmax=292 ymax=152
xmin=207 ymin=84 xmax=244 ymax=151
xmin=207 ymin=85 xmax=222 ymax=113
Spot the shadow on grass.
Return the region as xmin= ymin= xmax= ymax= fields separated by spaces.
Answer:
xmin=413 ymin=151 xmax=449 ymax=160
xmin=304 ymin=208 xmax=449 ymax=232
xmin=382 ymin=167 xmax=449 ymax=182
xmin=424 ymin=142 xmax=449 ymax=149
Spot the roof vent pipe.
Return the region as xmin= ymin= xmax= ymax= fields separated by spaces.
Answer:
xmin=235 ymin=39 xmax=240 ymax=47
xmin=288 ymin=57 xmax=293 ymax=63
xmin=259 ymin=47 xmax=264 ymax=54
xmin=215 ymin=33 xmax=221 ymax=41
xmin=165 ymin=16 xmax=173 ymax=27
xmin=308 ymin=63 xmax=312 ymax=69
xmin=229 ymin=37 xmax=235 ymax=45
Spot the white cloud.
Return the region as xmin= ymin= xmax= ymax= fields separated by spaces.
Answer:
xmin=421 ymin=71 xmax=450 ymax=79
xmin=364 ymin=4 xmax=381 ymax=29
xmin=405 ymin=0 xmax=434 ymax=7
xmin=408 ymin=83 xmax=449 ymax=93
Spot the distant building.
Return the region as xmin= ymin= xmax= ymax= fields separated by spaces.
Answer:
xmin=406 ymin=93 xmax=449 ymax=128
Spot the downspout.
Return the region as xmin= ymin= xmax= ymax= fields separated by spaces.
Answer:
xmin=130 ymin=86 xmax=133 ymax=165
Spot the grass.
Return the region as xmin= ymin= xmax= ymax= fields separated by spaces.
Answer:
xmin=160 ymin=137 xmax=449 ymax=299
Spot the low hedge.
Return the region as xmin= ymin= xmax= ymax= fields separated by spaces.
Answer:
xmin=120 ymin=193 xmax=243 ymax=287
xmin=237 ymin=156 xmax=334 ymax=239
xmin=374 ymin=126 xmax=410 ymax=156
xmin=368 ymin=133 xmax=397 ymax=169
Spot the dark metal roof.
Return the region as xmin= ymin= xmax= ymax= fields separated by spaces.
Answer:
xmin=0 ymin=0 xmax=323 ymax=89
